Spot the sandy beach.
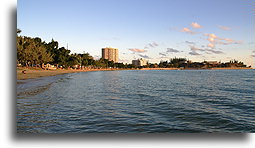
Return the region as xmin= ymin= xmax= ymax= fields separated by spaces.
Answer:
xmin=17 ymin=67 xmax=181 ymax=80
xmin=17 ymin=68 xmax=133 ymax=80
xmin=210 ymin=67 xmax=252 ymax=70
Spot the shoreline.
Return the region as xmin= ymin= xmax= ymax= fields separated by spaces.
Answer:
xmin=17 ymin=68 xmax=134 ymax=80
xmin=17 ymin=67 xmax=253 ymax=80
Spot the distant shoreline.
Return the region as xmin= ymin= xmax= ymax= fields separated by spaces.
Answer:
xmin=140 ymin=67 xmax=253 ymax=70
xmin=17 ymin=67 xmax=253 ymax=80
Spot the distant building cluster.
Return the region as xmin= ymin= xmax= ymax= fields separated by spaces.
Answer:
xmin=102 ymin=47 xmax=149 ymax=66
xmin=132 ymin=58 xmax=148 ymax=66
xmin=102 ymin=47 xmax=119 ymax=63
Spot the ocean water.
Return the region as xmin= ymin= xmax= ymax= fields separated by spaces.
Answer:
xmin=17 ymin=69 xmax=255 ymax=133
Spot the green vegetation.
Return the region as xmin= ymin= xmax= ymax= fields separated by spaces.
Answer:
xmin=144 ymin=57 xmax=248 ymax=69
xmin=17 ymin=29 xmax=136 ymax=69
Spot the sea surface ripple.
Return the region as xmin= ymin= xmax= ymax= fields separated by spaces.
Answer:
xmin=17 ymin=69 xmax=255 ymax=133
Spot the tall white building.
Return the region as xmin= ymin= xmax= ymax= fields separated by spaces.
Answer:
xmin=102 ymin=47 xmax=119 ymax=63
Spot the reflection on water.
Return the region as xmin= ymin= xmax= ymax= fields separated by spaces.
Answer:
xmin=17 ymin=70 xmax=255 ymax=133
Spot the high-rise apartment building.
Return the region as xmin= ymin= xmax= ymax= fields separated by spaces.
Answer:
xmin=102 ymin=47 xmax=119 ymax=63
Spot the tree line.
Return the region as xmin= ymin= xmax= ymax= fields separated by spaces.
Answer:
xmin=143 ymin=57 xmax=248 ymax=69
xmin=17 ymin=29 xmax=136 ymax=69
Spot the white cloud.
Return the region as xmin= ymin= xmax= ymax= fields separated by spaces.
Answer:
xmin=191 ymin=22 xmax=202 ymax=29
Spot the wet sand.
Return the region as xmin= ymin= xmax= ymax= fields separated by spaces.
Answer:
xmin=17 ymin=68 xmax=133 ymax=80
xmin=140 ymin=68 xmax=179 ymax=70
xmin=210 ymin=67 xmax=252 ymax=70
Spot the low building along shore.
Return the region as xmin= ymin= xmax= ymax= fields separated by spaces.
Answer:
xmin=132 ymin=58 xmax=148 ymax=66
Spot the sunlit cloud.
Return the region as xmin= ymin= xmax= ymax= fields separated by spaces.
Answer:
xmin=218 ymin=25 xmax=231 ymax=31
xmin=181 ymin=27 xmax=197 ymax=35
xmin=205 ymin=33 xmax=217 ymax=43
xmin=207 ymin=37 xmax=215 ymax=42
xmin=204 ymin=33 xmax=242 ymax=48
xmin=207 ymin=43 xmax=215 ymax=48
xmin=128 ymin=48 xmax=147 ymax=53
xmin=191 ymin=22 xmax=202 ymax=29
xmin=224 ymin=38 xmax=234 ymax=42
xmin=190 ymin=45 xmax=203 ymax=51
xmin=215 ymin=38 xmax=243 ymax=45
xmin=222 ymin=38 xmax=242 ymax=44
xmin=180 ymin=22 xmax=202 ymax=35
xmin=205 ymin=33 xmax=217 ymax=39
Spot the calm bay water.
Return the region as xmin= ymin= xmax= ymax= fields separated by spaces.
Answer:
xmin=17 ymin=70 xmax=255 ymax=133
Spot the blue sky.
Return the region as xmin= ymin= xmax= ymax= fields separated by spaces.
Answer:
xmin=18 ymin=0 xmax=254 ymax=66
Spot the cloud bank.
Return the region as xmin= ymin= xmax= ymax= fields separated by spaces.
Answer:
xmin=205 ymin=33 xmax=242 ymax=49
